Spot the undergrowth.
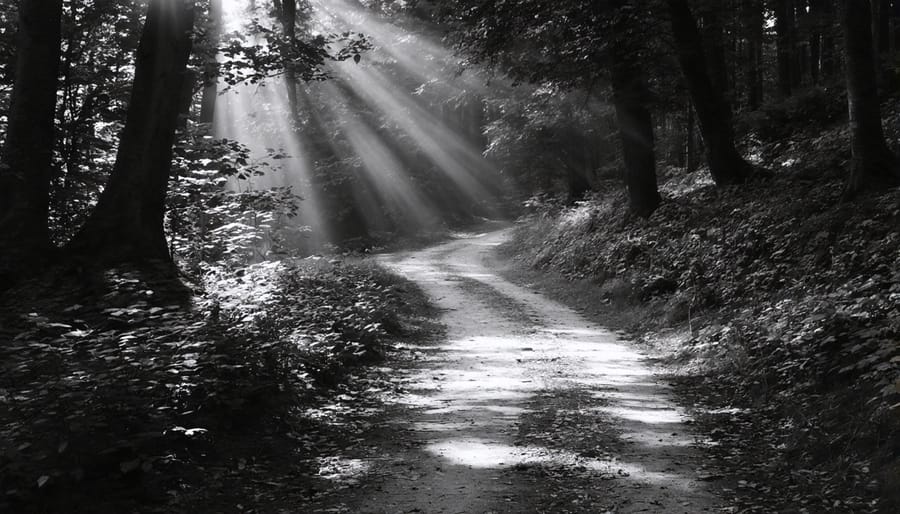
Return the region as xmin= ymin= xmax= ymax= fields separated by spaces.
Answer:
xmin=0 ymin=259 xmax=433 ymax=513
xmin=502 ymin=98 xmax=900 ymax=512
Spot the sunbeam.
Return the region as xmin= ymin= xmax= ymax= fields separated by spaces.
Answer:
xmin=214 ymin=81 xmax=332 ymax=247
xmin=313 ymin=82 xmax=442 ymax=230
xmin=209 ymin=0 xmax=507 ymax=251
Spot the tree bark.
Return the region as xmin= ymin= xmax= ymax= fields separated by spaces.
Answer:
xmin=589 ymin=0 xmax=660 ymax=216
xmin=841 ymin=0 xmax=899 ymax=195
xmin=743 ymin=0 xmax=765 ymax=108
xmin=667 ymin=0 xmax=754 ymax=185
xmin=774 ymin=0 xmax=796 ymax=97
xmin=199 ymin=0 xmax=222 ymax=125
xmin=177 ymin=68 xmax=197 ymax=130
xmin=810 ymin=0 xmax=824 ymax=83
xmin=686 ymin=100 xmax=698 ymax=171
xmin=699 ymin=3 xmax=728 ymax=94
xmin=608 ymin=55 xmax=661 ymax=218
xmin=0 ymin=0 xmax=63 ymax=265
xmin=66 ymin=0 xmax=196 ymax=264
xmin=275 ymin=0 xmax=300 ymax=124
xmin=875 ymin=0 xmax=891 ymax=53
xmin=796 ymin=0 xmax=811 ymax=85
xmin=894 ymin=0 xmax=900 ymax=54
xmin=821 ymin=0 xmax=838 ymax=78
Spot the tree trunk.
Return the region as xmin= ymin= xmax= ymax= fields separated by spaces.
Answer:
xmin=878 ymin=0 xmax=892 ymax=52
xmin=177 ymin=68 xmax=197 ymax=130
xmin=810 ymin=0 xmax=824 ymax=83
xmin=667 ymin=0 xmax=754 ymax=185
xmin=822 ymin=0 xmax=838 ymax=78
xmin=700 ymin=4 xmax=728 ymax=94
xmin=743 ymin=0 xmax=765 ymax=108
xmin=872 ymin=0 xmax=883 ymax=83
xmin=774 ymin=0 xmax=795 ymax=97
xmin=891 ymin=0 xmax=899 ymax=55
xmin=841 ymin=0 xmax=899 ymax=195
xmin=894 ymin=0 xmax=900 ymax=54
xmin=66 ymin=0 xmax=196 ymax=264
xmin=565 ymin=166 xmax=592 ymax=203
xmin=0 ymin=0 xmax=63 ymax=265
xmin=796 ymin=0 xmax=811 ymax=86
xmin=591 ymin=0 xmax=661 ymax=217
xmin=276 ymin=0 xmax=300 ymax=124
xmin=686 ymin=100 xmax=698 ymax=171
xmin=608 ymin=56 xmax=661 ymax=218
xmin=199 ymin=0 xmax=222 ymax=125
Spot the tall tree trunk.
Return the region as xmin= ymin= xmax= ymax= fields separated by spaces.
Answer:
xmin=700 ymin=3 xmax=729 ymax=94
xmin=877 ymin=0 xmax=892 ymax=52
xmin=872 ymin=0 xmax=883 ymax=83
xmin=275 ymin=0 xmax=300 ymax=124
xmin=810 ymin=0 xmax=824 ymax=83
xmin=0 ymin=0 xmax=63 ymax=266
xmin=66 ymin=0 xmax=195 ymax=264
xmin=667 ymin=0 xmax=754 ymax=185
xmin=565 ymin=166 xmax=592 ymax=203
xmin=743 ymin=0 xmax=765 ymax=108
xmin=199 ymin=0 xmax=222 ymax=125
xmin=822 ymin=0 xmax=838 ymax=78
xmin=774 ymin=0 xmax=796 ymax=97
xmin=560 ymin=126 xmax=592 ymax=202
xmin=894 ymin=0 xmax=900 ymax=54
xmin=841 ymin=0 xmax=899 ymax=195
xmin=608 ymin=53 xmax=661 ymax=217
xmin=177 ymin=69 xmax=197 ymax=130
xmin=591 ymin=0 xmax=660 ymax=217
xmin=686 ymin=100 xmax=698 ymax=171
xmin=796 ymin=0 xmax=811 ymax=86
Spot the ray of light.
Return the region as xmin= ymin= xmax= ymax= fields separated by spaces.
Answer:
xmin=334 ymin=61 xmax=500 ymax=208
xmin=316 ymin=0 xmax=485 ymax=95
xmin=212 ymin=0 xmax=510 ymax=251
xmin=313 ymin=82 xmax=442 ymax=229
xmin=214 ymin=74 xmax=331 ymax=248
xmin=313 ymin=0 xmax=507 ymax=211
xmin=214 ymin=2 xmax=332 ymax=247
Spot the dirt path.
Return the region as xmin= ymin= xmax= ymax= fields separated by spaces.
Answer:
xmin=316 ymin=228 xmax=721 ymax=513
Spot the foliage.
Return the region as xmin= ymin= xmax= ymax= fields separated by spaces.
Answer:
xmin=0 ymin=258 xmax=427 ymax=513
xmin=167 ymin=128 xmax=303 ymax=274
xmin=739 ymin=86 xmax=849 ymax=143
xmin=46 ymin=1 xmax=146 ymax=243
xmin=205 ymin=259 xmax=408 ymax=384
xmin=216 ymin=13 xmax=371 ymax=86
xmin=483 ymin=85 xmax=618 ymax=199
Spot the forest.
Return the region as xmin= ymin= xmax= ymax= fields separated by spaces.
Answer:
xmin=0 ymin=0 xmax=898 ymax=512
